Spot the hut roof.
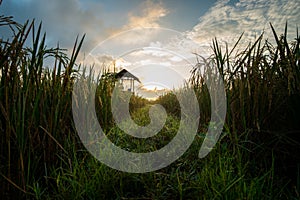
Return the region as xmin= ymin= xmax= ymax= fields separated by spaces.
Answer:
xmin=115 ymin=69 xmax=141 ymax=83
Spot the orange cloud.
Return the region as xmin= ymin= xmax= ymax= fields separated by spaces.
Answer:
xmin=125 ymin=0 xmax=169 ymax=29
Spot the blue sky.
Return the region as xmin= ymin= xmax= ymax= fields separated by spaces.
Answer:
xmin=1 ymin=0 xmax=218 ymax=52
xmin=1 ymin=0 xmax=299 ymax=98
xmin=2 ymin=0 xmax=298 ymax=50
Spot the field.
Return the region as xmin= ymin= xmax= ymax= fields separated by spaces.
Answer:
xmin=1 ymin=15 xmax=300 ymax=199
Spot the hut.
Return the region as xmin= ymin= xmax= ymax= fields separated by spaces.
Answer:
xmin=115 ymin=69 xmax=141 ymax=93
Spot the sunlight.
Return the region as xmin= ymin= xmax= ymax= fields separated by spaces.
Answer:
xmin=136 ymin=82 xmax=170 ymax=100
xmin=141 ymin=85 xmax=166 ymax=91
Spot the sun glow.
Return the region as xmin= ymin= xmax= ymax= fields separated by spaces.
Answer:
xmin=135 ymin=83 xmax=170 ymax=100
xmin=141 ymin=85 xmax=167 ymax=91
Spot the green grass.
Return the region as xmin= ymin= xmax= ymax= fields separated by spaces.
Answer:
xmin=1 ymin=15 xmax=300 ymax=199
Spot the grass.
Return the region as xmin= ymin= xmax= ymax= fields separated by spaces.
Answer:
xmin=1 ymin=14 xmax=300 ymax=199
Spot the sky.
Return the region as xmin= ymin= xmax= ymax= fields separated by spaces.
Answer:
xmin=1 ymin=0 xmax=299 ymax=99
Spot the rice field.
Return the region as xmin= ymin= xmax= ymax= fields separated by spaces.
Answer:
xmin=1 ymin=15 xmax=300 ymax=199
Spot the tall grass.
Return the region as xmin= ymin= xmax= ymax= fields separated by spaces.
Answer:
xmin=0 ymin=16 xmax=84 ymax=197
xmin=1 ymin=14 xmax=300 ymax=199
xmin=189 ymin=22 xmax=300 ymax=185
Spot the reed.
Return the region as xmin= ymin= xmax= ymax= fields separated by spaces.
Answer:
xmin=0 ymin=16 xmax=84 ymax=197
xmin=1 ymin=14 xmax=299 ymax=199
xmin=189 ymin=22 xmax=300 ymax=185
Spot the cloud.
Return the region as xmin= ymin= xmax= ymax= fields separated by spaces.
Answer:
xmin=1 ymin=0 xmax=172 ymax=65
xmin=186 ymin=0 xmax=300 ymax=50
xmin=87 ymin=1 xmax=173 ymax=74
xmin=103 ymin=1 xmax=169 ymax=46
xmin=84 ymin=54 xmax=132 ymax=74
xmin=1 ymin=0 xmax=105 ymax=56
xmin=125 ymin=0 xmax=169 ymax=29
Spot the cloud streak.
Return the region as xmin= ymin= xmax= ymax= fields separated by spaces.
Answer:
xmin=102 ymin=1 xmax=169 ymax=48
xmin=186 ymin=0 xmax=300 ymax=49
xmin=125 ymin=0 xmax=169 ymax=29
xmin=1 ymin=0 xmax=105 ymax=55
xmin=1 ymin=0 xmax=170 ymax=61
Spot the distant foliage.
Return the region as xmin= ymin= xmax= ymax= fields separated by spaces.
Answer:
xmin=155 ymin=92 xmax=181 ymax=118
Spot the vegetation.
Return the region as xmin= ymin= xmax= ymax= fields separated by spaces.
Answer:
xmin=1 ymin=14 xmax=300 ymax=199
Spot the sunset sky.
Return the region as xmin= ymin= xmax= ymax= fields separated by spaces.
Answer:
xmin=1 ymin=0 xmax=299 ymax=98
